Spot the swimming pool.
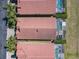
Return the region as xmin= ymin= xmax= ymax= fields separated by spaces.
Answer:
xmin=57 ymin=19 xmax=62 ymax=31
xmin=57 ymin=0 xmax=63 ymax=8
xmin=55 ymin=44 xmax=64 ymax=59
xmin=55 ymin=48 xmax=59 ymax=59
xmin=56 ymin=0 xmax=64 ymax=13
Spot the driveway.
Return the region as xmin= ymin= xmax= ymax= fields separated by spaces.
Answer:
xmin=6 ymin=28 xmax=15 ymax=40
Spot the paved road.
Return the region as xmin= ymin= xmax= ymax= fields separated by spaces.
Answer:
xmin=0 ymin=0 xmax=7 ymax=59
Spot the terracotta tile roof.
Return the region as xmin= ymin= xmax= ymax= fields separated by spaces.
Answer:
xmin=16 ymin=17 xmax=56 ymax=28
xmin=17 ymin=0 xmax=56 ymax=14
xmin=16 ymin=17 xmax=56 ymax=40
xmin=16 ymin=42 xmax=55 ymax=59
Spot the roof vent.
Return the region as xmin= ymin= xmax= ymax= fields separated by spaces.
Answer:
xmin=36 ymin=29 xmax=38 ymax=32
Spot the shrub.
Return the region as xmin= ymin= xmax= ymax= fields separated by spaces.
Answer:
xmin=54 ymin=39 xmax=66 ymax=44
xmin=7 ymin=3 xmax=16 ymax=28
xmin=6 ymin=36 xmax=16 ymax=52
xmin=54 ymin=12 xmax=67 ymax=19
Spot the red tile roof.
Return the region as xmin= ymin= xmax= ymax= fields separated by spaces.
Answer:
xmin=16 ymin=42 xmax=55 ymax=59
xmin=17 ymin=0 xmax=56 ymax=14
xmin=16 ymin=17 xmax=56 ymax=40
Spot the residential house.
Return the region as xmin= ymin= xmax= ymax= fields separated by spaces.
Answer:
xmin=16 ymin=0 xmax=56 ymax=59
xmin=16 ymin=41 xmax=55 ymax=59
xmin=17 ymin=0 xmax=56 ymax=15
xmin=16 ymin=17 xmax=56 ymax=40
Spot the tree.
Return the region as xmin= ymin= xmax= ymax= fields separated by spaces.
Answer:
xmin=6 ymin=36 xmax=16 ymax=52
xmin=7 ymin=3 xmax=16 ymax=28
xmin=55 ymin=12 xmax=67 ymax=19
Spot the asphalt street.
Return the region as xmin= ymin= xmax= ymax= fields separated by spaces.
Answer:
xmin=0 ymin=0 xmax=7 ymax=59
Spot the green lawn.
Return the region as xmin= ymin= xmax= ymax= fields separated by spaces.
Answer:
xmin=64 ymin=0 xmax=79 ymax=59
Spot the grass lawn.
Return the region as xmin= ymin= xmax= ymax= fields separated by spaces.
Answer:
xmin=64 ymin=0 xmax=79 ymax=59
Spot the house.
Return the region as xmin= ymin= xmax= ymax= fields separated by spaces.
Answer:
xmin=16 ymin=17 xmax=56 ymax=40
xmin=16 ymin=0 xmax=56 ymax=59
xmin=17 ymin=0 xmax=56 ymax=14
xmin=16 ymin=41 xmax=55 ymax=59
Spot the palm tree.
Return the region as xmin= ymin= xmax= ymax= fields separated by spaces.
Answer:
xmin=6 ymin=36 xmax=16 ymax=52
xmin=7 ymin=3 xmax=16 ymax=28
